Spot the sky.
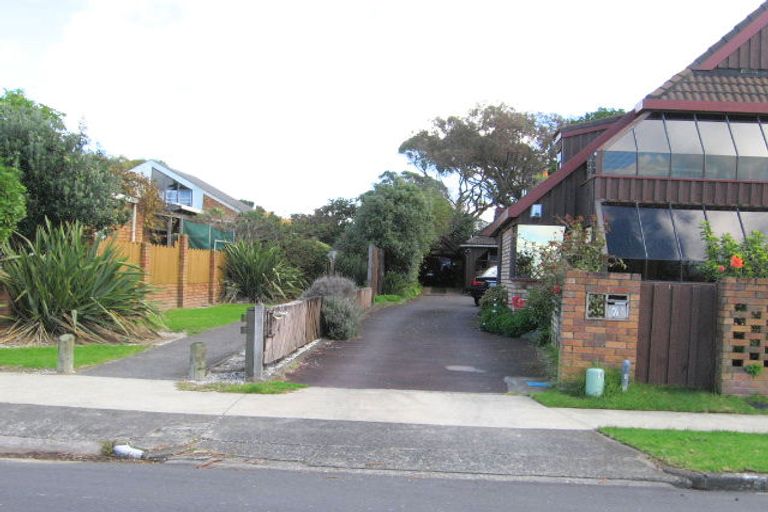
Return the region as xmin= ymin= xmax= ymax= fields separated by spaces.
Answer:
xmin=1 ymin=0 xmax=765 ymax=217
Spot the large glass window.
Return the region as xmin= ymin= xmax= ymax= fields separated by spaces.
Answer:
xmin=634 ymin=119 xmax=671 ymax=176
xmin=740 ymin=210 xmax=768 ymax=237
xmin=665 ymin=115 xmax=704 ymax=178
xmin=670 ymin=208 xmax=707 ymax=261
xmin=730 ymin=115 xmax=768 ymax=180
xmin=705 ymin=209 xmax=744 ymax=241
xmin=602 ymin=205 xmax=645 ymax=259
xmin=697 ymin=114 xmax=737 ymax=179
xmin=638 ymin=207 xmax=680 ymax=260
xmin=602 ymin=130 xmax=637 ymax=175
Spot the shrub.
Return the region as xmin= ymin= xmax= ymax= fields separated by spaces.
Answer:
xmin=479 ymin=305 xmax=536 ymax=338
xmin=302 ymin=275 xmax=358 ymax=300
xmin=0 ymin=220 xmax=157 ymax=344
xmin=382 ymin=271 xmax=410 ymax=295
xmin=479 ymin=285 xmax=508 ymax=310
xmin=321 ymin=296 xmax=362 ymax=340
xmin=280 ymin=236 xmax=331 ymax=283
xmin=335 ymin=251 xmax=368 ymax=286
xmin=222 ymin=241 xmax=305 ymax=303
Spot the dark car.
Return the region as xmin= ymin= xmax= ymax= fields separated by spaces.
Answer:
xmin=467 ymin=266 xmax=497 ymax=306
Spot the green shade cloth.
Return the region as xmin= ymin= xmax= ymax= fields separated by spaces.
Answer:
xmin=182 ymin=220 xmax=234 ymax=250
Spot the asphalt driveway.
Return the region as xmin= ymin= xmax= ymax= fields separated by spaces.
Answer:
xmin=287 ymin=294 xmax=545 ymax=393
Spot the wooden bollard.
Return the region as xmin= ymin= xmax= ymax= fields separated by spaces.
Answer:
xmin=57 ymin=334 xmax=75 ymax=374
xmin=189 ymin=342 xmax=207 ymax=381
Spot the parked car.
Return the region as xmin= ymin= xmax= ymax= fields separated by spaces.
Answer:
xmin=467 ymin=266 xmax=497 ymax=306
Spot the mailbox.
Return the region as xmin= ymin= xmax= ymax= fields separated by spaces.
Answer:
xmin=606 ymin=294 xmax=629 ymax=320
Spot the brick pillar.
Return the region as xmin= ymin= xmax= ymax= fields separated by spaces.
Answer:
xmin=177 ymin=235 xmax=189 ymax=308
xmin=558 ymin=270 xmax=642 ymax=381
xmin=0 ymin=286 xmax=10 ymax=319
xmin=716 ymin=278 xmax=768 ymax=396
xmin=139 ymin=242 xmax=151 ymax=283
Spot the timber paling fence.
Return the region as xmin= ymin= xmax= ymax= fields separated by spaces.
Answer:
xmin=262 ymin=287 xmax=374 ymax=365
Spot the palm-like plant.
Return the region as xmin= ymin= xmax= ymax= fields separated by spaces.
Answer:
xmin=0 ymin=220 xmax=158 ymax=344
xmin=222 ymin=241 xmax=305 ymax=303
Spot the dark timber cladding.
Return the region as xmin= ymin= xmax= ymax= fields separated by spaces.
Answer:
xmin=519 ymin=166 xmax=594 ymax=225
xmin=636 ymin=282 xmax=717 ymax=390
xmin=594 ymin=176 xmax=768 ymax=207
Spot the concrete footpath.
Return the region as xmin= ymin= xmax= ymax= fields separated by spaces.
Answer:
xmin=1 ymin=372 xmax=767 ymax=486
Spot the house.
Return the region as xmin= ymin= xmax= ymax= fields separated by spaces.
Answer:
xmin=459 ymin=235 xmax=498 ymax=288
xmin=113 ymin=160 xmax=251 ymax=248
xmin=486 ymin=1 xmax=768 ymax=296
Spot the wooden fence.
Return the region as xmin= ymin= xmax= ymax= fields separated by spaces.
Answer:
xmin=262 ymin=287 xmax=373 ymax=365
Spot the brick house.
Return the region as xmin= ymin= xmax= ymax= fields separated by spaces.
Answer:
xmin=112 ymin=160 xmax=252 ymax=247
xmin=486 ymin=1 xmax=768 ymax=296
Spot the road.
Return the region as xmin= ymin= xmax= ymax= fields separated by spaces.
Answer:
xmin=288 ymin=294 xmax=545 ymax=392
xmin=0 ymin=459 xmax=763 ymax=512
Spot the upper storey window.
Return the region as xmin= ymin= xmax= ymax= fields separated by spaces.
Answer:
xmin=600 ymin=114 xmax=768 ymax=181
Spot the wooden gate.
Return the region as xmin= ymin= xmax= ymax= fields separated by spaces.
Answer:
xmin=637 ymin=281 xmax=718 ymax=390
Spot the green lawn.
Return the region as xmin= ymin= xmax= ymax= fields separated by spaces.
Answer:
xmin=601 ymin=428 xmax=768 ymax=473
xmin=162 ymin=304 xmax=251 ymax=335
xmin=533 ymin=383 xmax=768 ymax=415
xmin=0 ymin=344 xmax=147 ymax=369
xmin=177 ymin=380 xmax=307 ymax=394
xmin=374 ymin=294 xmax=405 ymax=304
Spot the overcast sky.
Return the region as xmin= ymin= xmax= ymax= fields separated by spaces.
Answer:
xmin=1 ymin=0 xmax=764 ymax=217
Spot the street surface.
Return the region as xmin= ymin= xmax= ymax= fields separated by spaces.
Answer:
xmin=288 ymin=294 xmax=545 ymax=392
xmin=0 ymin=459 xmax=763 ymax=512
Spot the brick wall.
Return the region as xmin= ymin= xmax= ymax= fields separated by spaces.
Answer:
xmin=112 ymin=203 xmax=145 ymax=244
xmin=203 ymin=195 xmax=239 ymax=217
xmin=559 ymin=270 xmax=642 ymax=381
xmin=717 ymin=278 xmax=768 ymax=396
xmin=0 ymin=287 xmax=10 ymax=319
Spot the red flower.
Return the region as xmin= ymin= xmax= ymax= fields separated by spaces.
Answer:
xmin=511 ymin=295 xmax=526 ymax=309
xmin=551 ymin=285 xmax=562 ymax=295
xmin=730 ymin=255 xmax=744 ymax=269
xmin=717 ymin=265 xmax=726 ymax=273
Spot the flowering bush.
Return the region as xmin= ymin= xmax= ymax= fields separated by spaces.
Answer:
xmin=700 ymin=222 xmax=768 ymax=280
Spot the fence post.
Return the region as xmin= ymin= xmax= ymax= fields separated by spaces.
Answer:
xmin=208 ymin=250 xmax=218 ymax=305
xmin=139 ymin=242 xmax=151 ymax=283
xmin=57 ymin=334 xmax=75 ymax=374
xmin=189 ymin=341 xmax=207 ymax=381
xmin=243 ymin=304 xmax=265 ymax=381
xmin=177 ymin=235 xmax=189 ymax=308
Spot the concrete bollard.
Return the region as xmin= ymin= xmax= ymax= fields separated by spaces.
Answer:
xmin=189 ymin=341 xmax=207 ymax=381
xmin=57 ymin=334 xmax=75 ymax=374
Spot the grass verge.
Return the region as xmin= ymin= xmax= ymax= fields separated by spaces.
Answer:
xmin=177 ymin=380 xmax=307 ymax=394
xmin=533 ymin=382 xmax=768 ymax=414
xmin=374 ymin=294 xmax=405 ymax=304
xmin=600 ymin=427 xmax=768 ymax=473
xmin=162 ymin=304 xmax=251 ymax=335
xmin=0 ymin=344 xmax=147 ymax=369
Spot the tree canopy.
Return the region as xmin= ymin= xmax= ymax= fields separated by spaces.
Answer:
xmin=569 ymin=107 xmax=626 ymax=125
xmin=399 ymin=104 xmax=563 ymax=217
xmin=0 ymin=164 xmax=26 ymax=243
xmin=0 ymin=90 xmax=127 ymax=237
xmin=290 ymin=198 xmax=357 ymax=246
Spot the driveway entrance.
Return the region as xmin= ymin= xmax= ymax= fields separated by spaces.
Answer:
xmin=287 ymin=294 xmax=544 ymax=393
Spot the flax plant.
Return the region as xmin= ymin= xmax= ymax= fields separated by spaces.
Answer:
xmin=0 ymin=220 xmax=157 ymax=344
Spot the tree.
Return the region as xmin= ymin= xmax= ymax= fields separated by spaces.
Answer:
xmin=399 ymin=104 xmax=563 ymax=217
xmin=343 ymin=174 xmax=437 ymax=281
xmin=0 ymin=164 xmax=26 ymax=242
xmin=233 ymin=206 xmax=287 ymax=243
xmin=106 ymin=156 xmax=164 ymax=232
xmin=290 ymin=198 xmax=357 ymax=246
xmin=0 ymin=90 xmax=127 ymax=237
xmin=569 ymin=107 xmax=626 ymax=125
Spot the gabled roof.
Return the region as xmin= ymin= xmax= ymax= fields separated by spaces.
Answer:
xmin=486 ymin=1 xmax=768 ymax=236
xmin=138 ymin=160 xmax=252 ymax=214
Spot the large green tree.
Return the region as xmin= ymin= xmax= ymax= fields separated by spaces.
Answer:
xmin=0 ymin=164 xmax=26 ymax=242
xmin=569 ymin=107 xmax=626 ymax=125
xmin=342 ymin=173 xmax=437 ymax=281
xmin=399 ymin=104 xmax=563 ymax=217
xmin=290 ymin=198 xmax=357 ymax=246
xmin=0 ymin=90 xmax=127 ymax=237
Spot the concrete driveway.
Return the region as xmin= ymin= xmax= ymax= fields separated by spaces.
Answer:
xmin=287 ymin=294 xmax=545 ymax=393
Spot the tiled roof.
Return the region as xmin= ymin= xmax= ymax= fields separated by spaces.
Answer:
xmin=648 ymin=69 xmax=768 ymax=103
